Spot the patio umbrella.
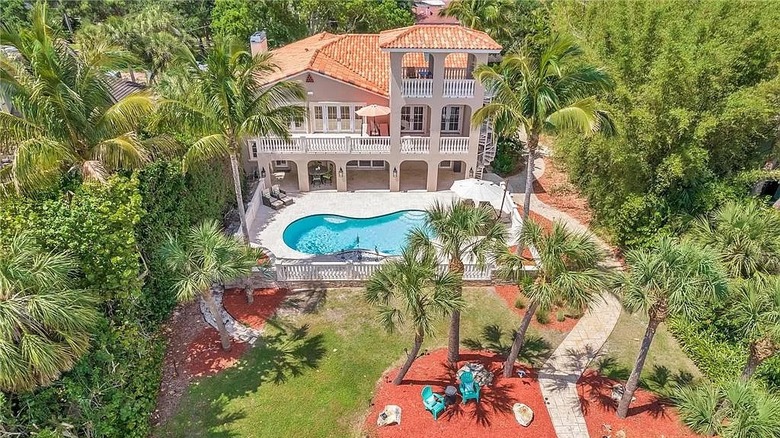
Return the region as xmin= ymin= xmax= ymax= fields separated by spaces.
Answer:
xmin=356 ymin=104 xmax=391 ymax=135
xmin=450 ymin=178 xmax=513 ymax=214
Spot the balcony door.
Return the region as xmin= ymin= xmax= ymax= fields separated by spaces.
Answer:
xmin=313 ymin=104 xmax=363 ymax=133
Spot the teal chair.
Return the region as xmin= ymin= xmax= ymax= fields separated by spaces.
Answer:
xmin=459 ymin=371 xmax=481 ymax=404
xmin=421 ymin=386 xmax=446 ymax=420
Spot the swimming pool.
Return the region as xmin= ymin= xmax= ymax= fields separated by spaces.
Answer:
xmin=282 ymin=210 xmax=429 ymax=255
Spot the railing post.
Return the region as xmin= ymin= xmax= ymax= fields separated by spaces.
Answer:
xmin=346 ymin=260 xmax=354 ymax=280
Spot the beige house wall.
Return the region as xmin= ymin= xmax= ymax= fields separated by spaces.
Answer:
xmin=248 ymin=50 xmax=491 ymax=193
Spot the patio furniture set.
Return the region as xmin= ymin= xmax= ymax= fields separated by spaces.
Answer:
xmin=261 ymin=184 xmax=294 ymax=210
xmin=421 ymin=365 xmax=483 ymax=421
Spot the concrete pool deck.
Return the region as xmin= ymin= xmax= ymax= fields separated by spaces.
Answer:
xmin=250 ymin=191 xmax=456 ymax=260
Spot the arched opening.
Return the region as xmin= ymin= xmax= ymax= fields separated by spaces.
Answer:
xmin=346 ymin=159 xmax=390 ymax=191
xmin=443 ymin=53 xmax=476 ymax=79
xmin=306 ymin=160 xmax=336 ymax=191
xmin=399 ymin=160 xmax=428 ymax=191
xmin=437 ymin=160 xmax=468 ymax=191
xmin=268 ymin=160 xmax=299 ymax=192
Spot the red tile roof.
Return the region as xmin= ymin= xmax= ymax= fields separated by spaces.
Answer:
xmin=260 ymin=25 xmax=500 ymax=96
xmin=378 ymin=25 xmax=501 ymax=51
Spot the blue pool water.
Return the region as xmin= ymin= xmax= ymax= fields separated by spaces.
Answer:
xmin=283 ymin=210 xmax=429 ymax=255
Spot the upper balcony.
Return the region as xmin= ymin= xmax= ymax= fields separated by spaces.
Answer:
xmin=400 ymin=53 xmax=478 ymax=99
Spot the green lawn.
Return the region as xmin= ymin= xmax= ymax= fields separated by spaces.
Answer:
xmin=596 ymin=310 xmax=702 ymax=392
xmin=155 ymin=287 xmax=543 ymax=438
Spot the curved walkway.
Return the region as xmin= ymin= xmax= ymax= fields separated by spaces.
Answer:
xmin=497 ymin=155 xmax=623 ymax=437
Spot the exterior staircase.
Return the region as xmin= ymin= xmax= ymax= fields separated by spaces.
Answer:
xmin=475 ymin=90 xmax=497 ymax=180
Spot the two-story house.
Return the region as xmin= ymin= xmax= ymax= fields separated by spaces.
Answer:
xmin=248 ymin=24 xmax=500 ymax=193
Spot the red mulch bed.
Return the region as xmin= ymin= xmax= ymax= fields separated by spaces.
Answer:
xmin=494 ymin=285 xmax=579 ymax=333
xmin=534 ymin=158 xmax=594 ymax=227
xmin=223 ymin=287 xmax=287 ymax=330
xmin=153 ymin=287 xmax=286 ymax=425
xmin=578 ymin=371 xmax=702 ymax=438
xmin=364 ymin=349 xmax=554 ymax=438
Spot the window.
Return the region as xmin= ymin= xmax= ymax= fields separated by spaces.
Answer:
xmin=441 ymin=106 xmax=461 ymax=133
xmin=346 ymin=160 xmax=386 ymax=169
xmin=313 ymin=106 xmax=324 ymax=131
xmin=401 ymin=106 xmax=425 ymax=132
xmin=289 ymin=116 xmax=305 ymax=132
xmin=439 ymin=160 xmax=452 ymax=168
xmin=312 ymin=104 xmax=363 ymax=133
xmin=274 ymin=160 xmax=289 ymax=169
xmin=249 ymin=141 xmax=257 ymax=159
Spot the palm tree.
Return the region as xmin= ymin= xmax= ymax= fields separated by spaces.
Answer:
xmin=365 ymin=247 xmax=463 ymax=385
xmin=0 ymin=3 xmax=160 ymax=195
xmin=495 ymin=218 xmax=606 ymax=377
xmin=616 ymin=237 xmax=727 ymax=418
xmin=0 ymin=233 xmax=99 ymax=393
xmin=75 ymin=4 xmax=192 ymax=84
xmin=675 ymin=380 xmax=780 ymax=438
xmin=156 ymin=38 xmax=305 ymax=242
xmin=689 ymin=200 xmax=780 ymax=278
xmin=439 ymin=0 xmax=514 ymax=44
xmin=727 ymin=275 xmax=780 ymax=381
xmin=472 ymin=37 xmax=614 ymax=226
xmin=407 ymin=200 xmax=506 ymax=363
xmin=161 ymin=220 xmax=264 ymax=351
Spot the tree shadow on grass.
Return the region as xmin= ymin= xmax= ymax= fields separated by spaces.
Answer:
xmin=463 ymin=324 xmax=551 ymax=367
xmin=579 ymin=359 xmax=695 ymax=419
xmin=180 ymin=319 xmax=327 ymax=435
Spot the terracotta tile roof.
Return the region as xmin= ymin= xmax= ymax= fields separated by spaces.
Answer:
xmin=259 ymin=25 xmax=500 ymax=96
xmin=378 ymin=25 xmax=501 ymax=51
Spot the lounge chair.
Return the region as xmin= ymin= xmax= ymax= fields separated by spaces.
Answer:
xmin=262 ymin=189 xmax=284 ymax=210
xmin=421 ymin=386 xmax=446 ymax=420
xmin=459 ymin=371 xmax=480 ymax=404
xmin=270 ymin=184 xmax=293 ymax=205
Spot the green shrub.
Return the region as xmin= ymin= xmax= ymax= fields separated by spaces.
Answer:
xmin=667 ymin=317 xmax=745 ymax=384
xmin=535 ymin=309 xmax=550 ymax=324
xmin=564 ymin=306 xmax=584 ymax=319
xmin=514 ymin=296 xmax=526 ymax=309
xmin=491 ymin=137 xmax=524 ymax=176
xmin=0 ymin=164 xmax=234 ymax=437
xmin=556 ymin=309 xmax=566 ymax=322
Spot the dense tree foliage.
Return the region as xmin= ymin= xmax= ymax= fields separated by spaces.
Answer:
xmin=551 ymin=0 xmax=780 ymax=247
xmin=0 ymin=4 xmax=163 ymax=194
xmin=210 ymin=0 xmax=414 ymax=45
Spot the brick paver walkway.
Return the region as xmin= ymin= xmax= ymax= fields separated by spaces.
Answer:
xmin=497 ymin=154 xmax=624 ymax=437
xmin=537 ymin=293 xmax=622 ymax=437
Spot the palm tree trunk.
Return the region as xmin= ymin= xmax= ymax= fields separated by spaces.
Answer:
xmin=229 ymin=151 xmax=250 ymax=243
xmin=203 ymin=289 xmax=231 ymax=351
xmin=741 ymin=350 xmax=761 ymax=381
xmin=521 ymin=132 xmax=539 ymax=223
xmin=448 ymin=257 xmax=465 ymax=363
xmin=128 ymin=67 xmax=136 ymax=83
xmin=741 ymin=338 xmax=774 ymax=381
xmin=393 ymin=331 xmax=424 ymax=385
xmin=617 ymin=317 xmax=660 ymax=418
xmin=503 ymin=301 xmax=539 ymax=377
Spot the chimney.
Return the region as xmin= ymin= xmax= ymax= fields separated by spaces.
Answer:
xmin=250 ymin=31 xmax=268 ymax=57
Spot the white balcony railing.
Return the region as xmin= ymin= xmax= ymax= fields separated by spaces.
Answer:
xmin=439 ymin=137 xmax=470 ymax=154
xmin=256 ymin=135 xmax=391 ymax=155
xmin=442 ymin=79 xmax=475 ymax=98
xmin=400 ymin=136 xmax=430 ymax=154
xmin=402 ymin=78 xmax=433 ymax=98
xmin=444 ymin=67 xmax=469 ymax=79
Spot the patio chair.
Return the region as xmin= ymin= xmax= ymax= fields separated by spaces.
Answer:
xmin=311 ymin=174 xmax=322 ymax=186
xmin=421 ymin=386 xmax=446 ymax=420
xmin=261 ymin=189 xmax=284 ymax=210
xmin=459 ymin=371 xmax=481 ymax=404
xmin=270 ymin=184 xmax=294 ymax=205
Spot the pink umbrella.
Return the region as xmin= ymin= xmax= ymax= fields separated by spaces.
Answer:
xmin=356 ymin=104 xmax=391 ymax=135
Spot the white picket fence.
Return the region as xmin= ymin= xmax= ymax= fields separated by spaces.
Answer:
xmin=274 ymin=259 xmax=535 ymax=282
